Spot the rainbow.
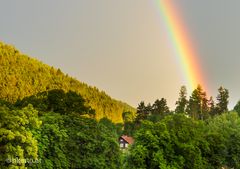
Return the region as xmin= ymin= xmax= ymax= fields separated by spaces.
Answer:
xmin=156 ymin=0 xmax=207 ymax=92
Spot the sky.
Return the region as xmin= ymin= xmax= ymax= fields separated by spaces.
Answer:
xmin=0 ymin=0 xmax=240 ymax=109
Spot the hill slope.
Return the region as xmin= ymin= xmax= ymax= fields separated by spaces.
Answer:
xmin=0 ymin=42 xmax=135 ymax=123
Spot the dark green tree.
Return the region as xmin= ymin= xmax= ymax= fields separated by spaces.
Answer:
xmin=147 ymin=98 xmax=171 ymax=123
xmin=205 ymin=112 xmax=240 ymax=168
xmin=216 ymin=86 xmax=229 ymax=115
xmin=135 ymin=101 xmax=148 ymax=122
xmin=208 ymin=96 xmax=216 ymax=117
xmin=145 ymin=103 xmax=153 ymax=115
xmin=31 ymin=113 xmax=122 ymax=169
xmin=31 ymin=113 xmax=69 ymax=169
xmin=201 ymin=91 xmax=210 ymax=120
xmin=152 ymin=98 xmax=170 ymax=116
xmin=126 ymin=114 xmax=209 ymax=169
xmin=186 ymin=85 xmax=209 ymax=120
xmin=175 ymin=86 xmax=188 ymax=114
xmin=64 ymin=116 xmax=121 ymax=169
xmin=16 ymin=89 xmax=95 ymax=116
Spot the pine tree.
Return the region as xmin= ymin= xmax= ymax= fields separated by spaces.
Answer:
xmin=175 ymin=86 xmax=188 ymax=114
xmin=152 ymin=98 xmax=170 ymax=117
xmin=216 ymin=86 xmax=229 ymax=115
xmin=136 ymin=101 xmax=148 ymax=121
xmin=201 ymin=91 xmax=209 ymax=120
xmin=208 ymin=96 xmax=216 ymax=117
xmin=186 ymin=85 xmax=209 ymax=120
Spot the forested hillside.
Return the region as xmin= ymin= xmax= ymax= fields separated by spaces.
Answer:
xmin=2 ymin=41 xmax=240 ymax=168
xmin=0 ymin=42 xmax=135 ymax=123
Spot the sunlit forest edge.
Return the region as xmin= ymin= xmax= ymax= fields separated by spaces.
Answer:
xmin=1 ymin=42 xmax=240 ymax=168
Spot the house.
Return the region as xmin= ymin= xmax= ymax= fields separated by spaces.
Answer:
xmin=119 ymin=135 xmax=134 ymax=149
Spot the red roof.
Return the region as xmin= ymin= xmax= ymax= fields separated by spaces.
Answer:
xmin=120 ymin=135 xmax=134 ymax=144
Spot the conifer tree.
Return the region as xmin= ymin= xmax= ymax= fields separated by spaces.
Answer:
xmin=175 ymin=86 xmax=188 ymax=114
xmin=216 ymin=86 xmax=229 ymax=115
xmin=186 ymin=85 xmax=209 ymax=120
xmin=208 ymin=96 xmax=216 ymax=117
xmin=136 ymin=101 xmax=148 ymax=121
xmin=152 ymin=98 xmax=170 ymax=117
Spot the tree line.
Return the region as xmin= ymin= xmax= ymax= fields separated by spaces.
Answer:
xmin=1 ymin=41 xmax=240 ymax=168
xmin=122 ymin=85 xmax=240 ymax=169
xmin=2 ymin=85 xmax=240 ymax=168
xmin=122 ymin=85 xmax=230 ymax=136
xmin=139 ymin=85 xmax=229 ymax=122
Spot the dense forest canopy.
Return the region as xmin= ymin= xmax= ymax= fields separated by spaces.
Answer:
xmin=123 ymin=85 xmax=240 ymax=169
xmin=1 ymin=41 xmax=240 ymax=168
xmin=0 ymin=42 xmax=135 ymax=123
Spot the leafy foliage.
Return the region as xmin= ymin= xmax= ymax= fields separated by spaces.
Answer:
xmin=125 ymin=114 xmax=208 ymax=169
xmin=204 ymin=112 xmax=240 ymax=168
xmin=0 ymin=105 xmax=41 ymax=168
xmin=0 ymin=97 xmax=122 ymax=168
xmin=126 ymin=112 xmax=240 ymax=169
xmin=1 ymin=41 xmax=240 ymax=169
xmin=15 ymin=89 xmax=95 ymax=117
xmin=31 ymin=113 xmax=121 ymax=169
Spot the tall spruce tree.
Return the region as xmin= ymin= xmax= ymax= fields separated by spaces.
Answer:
xmin=202 ymin=91 xmax=209 ymax=119
xmin=216 ymin=86 xmax=229 ymax=115
xmin=152 ymin=98 xmax=170 ymax=117
xmin=175 ymin=86 xmax=188 ymax=114
xmin=136 ymin=101 xmax=148 ymax=121
xmin=186 ymin=85 xmax=209 ymax=120
xmin=208 ymin=96 xmax=216 ymax=117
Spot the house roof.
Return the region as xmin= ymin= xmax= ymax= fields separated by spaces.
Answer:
xmin=120 ymin=135 xmax=134 ymax=144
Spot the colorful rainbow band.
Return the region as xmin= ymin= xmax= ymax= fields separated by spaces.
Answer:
xmin=156 ymin=0 xmax=207 ymax=92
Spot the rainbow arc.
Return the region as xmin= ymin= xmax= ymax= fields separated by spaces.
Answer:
xmin=157 ymin=0 xmax=207 ymax=92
